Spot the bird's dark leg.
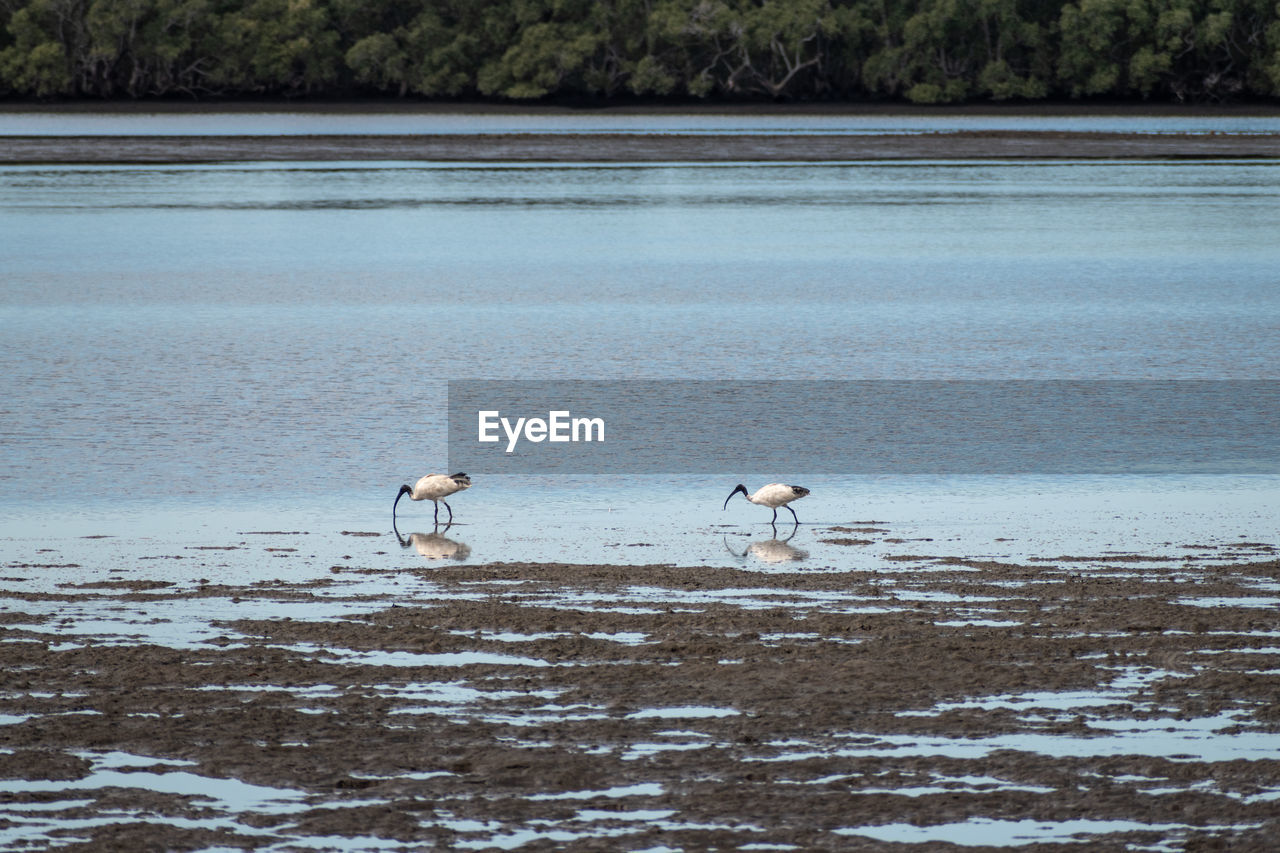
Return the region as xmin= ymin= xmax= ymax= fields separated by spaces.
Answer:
xmin=785 ymin=504 xmax=799 ymax=525
xmin=442 ymin=500 xmax=453 ymax=524
xmin=770 ymin=507 xmax=778 ymax=524
xmin=433 ymin=502 xmax=440 ymax=524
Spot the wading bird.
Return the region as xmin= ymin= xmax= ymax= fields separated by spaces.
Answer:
xmin=394 ymin=473 xmax=471 ymax=525
xmin=723 ymin=483 xmax=810 ymax=525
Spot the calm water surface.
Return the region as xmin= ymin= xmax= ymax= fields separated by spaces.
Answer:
xmin=2 ymin=158 xmax=1278 ymax=566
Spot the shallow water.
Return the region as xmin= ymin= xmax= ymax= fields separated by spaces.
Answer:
xmin=2 ymin=474 xmax=1277 ymax=576
xmin=3 ymin=158 xmax=1279 ymax=562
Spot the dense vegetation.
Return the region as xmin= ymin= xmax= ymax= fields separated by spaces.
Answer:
xmin=1 ymin=0 xmax=1278 ymax=103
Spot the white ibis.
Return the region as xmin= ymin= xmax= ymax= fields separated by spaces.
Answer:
xmin=723 ymin=483 xmax=810 ymax=525
xmin=394 ymin=473 xmax=471 ymax=525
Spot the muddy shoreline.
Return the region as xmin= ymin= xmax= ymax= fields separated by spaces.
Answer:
xmin=3 ymin=130 xmax=1280 ymax=163
xmin=2 ymin=543 xmax=1278 ymax=850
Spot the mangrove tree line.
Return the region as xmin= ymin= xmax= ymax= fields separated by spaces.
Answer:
xmin=2 ymin=0 xmax=1278 ymax=103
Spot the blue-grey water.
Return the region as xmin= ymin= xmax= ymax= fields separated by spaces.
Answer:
xmin=4 ymin=126 xmax=1280 ymax=851
xmin=2 ymin=152 xmax=1279 ymax=571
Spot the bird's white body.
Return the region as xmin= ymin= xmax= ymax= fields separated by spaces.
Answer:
xmin=394 ymin=472 xmax=471 ymax=525
xmin=742 ymin=483 xmax=808 ymax=509
xmin=409 ymin=473 xmax=470 ymax=502
xmin=724 ymin=482 xmax=810 ymax=525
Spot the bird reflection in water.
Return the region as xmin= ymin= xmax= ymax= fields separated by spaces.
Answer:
xmin=393 ymin=521 xmax=471 ymax=562
xmin=724 ymin=522 xmax=809 ymax=564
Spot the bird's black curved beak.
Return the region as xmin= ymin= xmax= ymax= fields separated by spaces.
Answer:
xmin=723 ymin=484 xmax=747 ymax=510
xmin=393 ymin=484 xmax=412 ymax=519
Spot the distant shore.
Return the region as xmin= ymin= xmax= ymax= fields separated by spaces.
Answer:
xmin=5 ymin=101 xmax=1279 ymax=162
xmin=4 ymin=130 xmax=1280 ymax=163
xmin=4 ymin=99 xmax=1280 ymax=116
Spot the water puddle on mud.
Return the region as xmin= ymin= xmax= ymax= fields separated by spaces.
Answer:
xmin=0 ymin=751 xmax=313 ymax=850
xmin=835 ymin=817 xmax=1262 ymax=848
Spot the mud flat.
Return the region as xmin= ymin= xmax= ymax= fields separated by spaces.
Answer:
xmin=3 ymin=130 xmax=1280 ymax=163
xmin=2 ymin=538 xmax=1279 ymax=850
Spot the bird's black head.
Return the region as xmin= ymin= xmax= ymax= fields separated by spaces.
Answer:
xmin=723 ymin=484 xmax=748 ymax=510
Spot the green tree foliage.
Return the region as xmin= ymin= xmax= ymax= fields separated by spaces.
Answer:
xmin=1 ymin=0 xmax=84 ymax=96
xmin=475 ymin=0 xmax=605 ymax=98
xmin=79 ymin=0 xmax=223 ymax=96
xmin=1055 ymin=0 xmax=1270 ymax=100
xmin=1 ymin=0 xmax=1278 ymax=101
xmin=211 ymin=0 xmax=340 ymax=93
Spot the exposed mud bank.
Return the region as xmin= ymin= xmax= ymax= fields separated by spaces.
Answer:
xmin=2 ymin=546 xmax=1278 ymax=850
xmin=3 ymin=130 xmax=1280 ymax=163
